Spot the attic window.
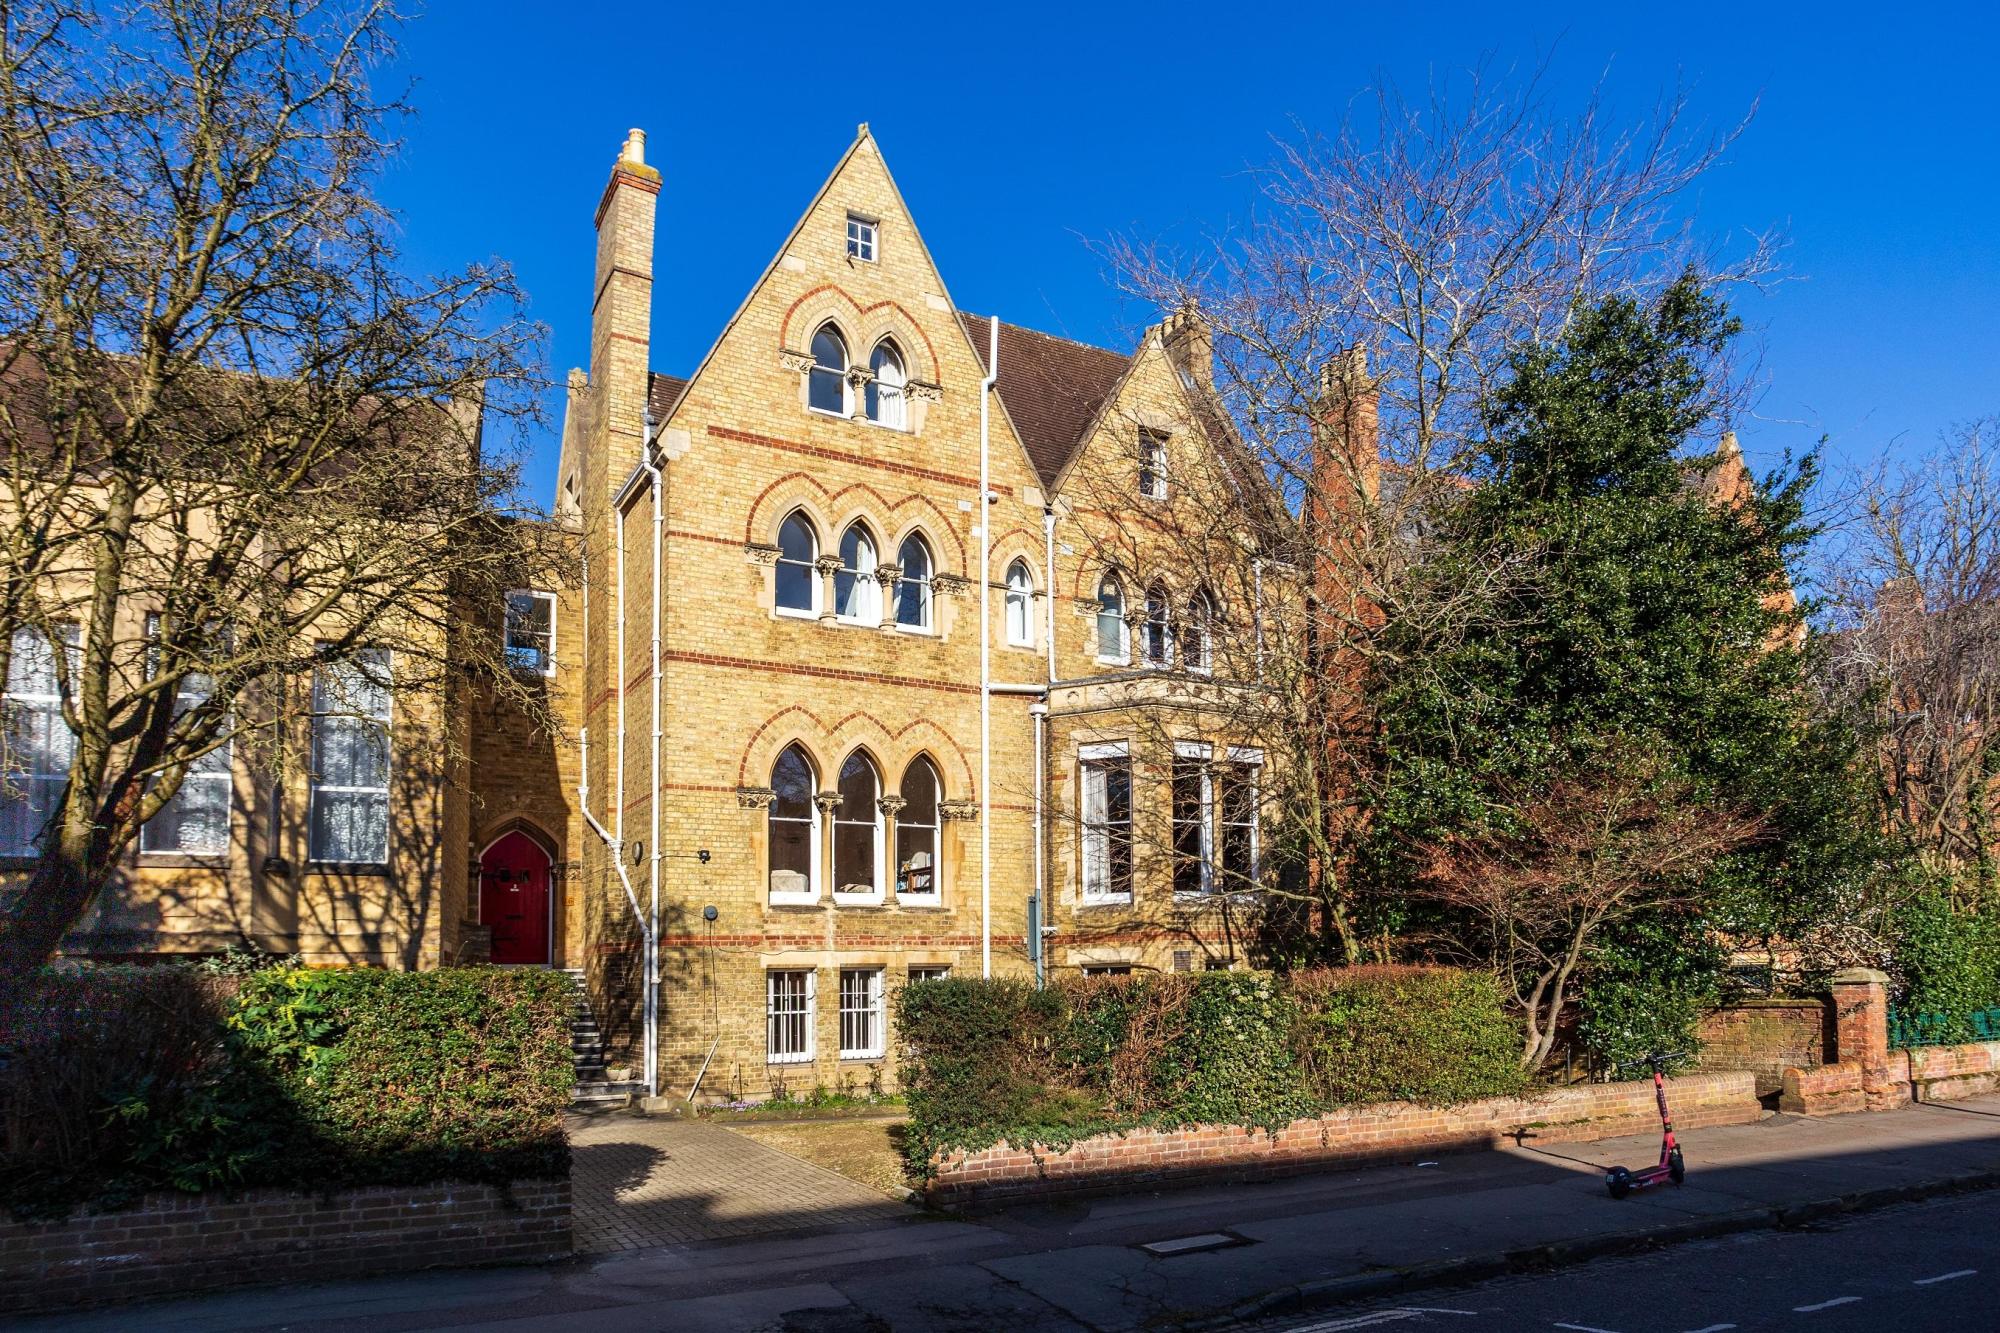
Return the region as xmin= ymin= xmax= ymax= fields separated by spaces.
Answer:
xmin=1139 ymin=430 xmax=1168 ymax=501
xmin=846 ymin=215 xmax=877 ymax=262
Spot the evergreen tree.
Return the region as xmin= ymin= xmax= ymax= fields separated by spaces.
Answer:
xmin=1367 ymin=274 xmax=1881 ymax=1058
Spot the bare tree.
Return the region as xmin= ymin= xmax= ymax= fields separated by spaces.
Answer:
xmin=1416 ymin=748 xmax=1763 ymax=1069
xmin=1087 ymin=64 xmax=1774 ymax=960
xmin=1817 ymin=418 xmax=2000 ymax=892
xmin=0 ymin=1 xmax=559 ymax=973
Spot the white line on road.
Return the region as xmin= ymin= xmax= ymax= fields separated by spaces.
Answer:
xmin=1914 ymin=1269 xmax=1976 ymax=1286
xmin=1681 ymin=1325 xmax=1737 ymax=1332
xmin=1554 ymin=1324 xmax=1624 ymax=1333
xmin=1283 ymin=1313 xmax=1421 ymax=1332
xmin=1793 ymin=1296 xmax=1862 ymax=1313
xmin=1402 ymin=1311 xmax=1478 ymax=1317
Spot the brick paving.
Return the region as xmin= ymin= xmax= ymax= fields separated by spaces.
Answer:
xmin=566 ymin=1109 xmax=913 ymax=1252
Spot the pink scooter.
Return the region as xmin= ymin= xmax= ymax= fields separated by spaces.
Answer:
xmin=1604 ymin=1052 xmax=1686 ymax=1199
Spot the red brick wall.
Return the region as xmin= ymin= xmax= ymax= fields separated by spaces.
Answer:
xmin=0 ymin=1177 xmax=570 ymax=1315
xmin=1697 ymin=999 xmax=1830 ymax=1093
xmin=927 ymin=1071 xmax=1761 ymax=1207
xmin=1906 ymin=1040 xmax=2000 ymax=1103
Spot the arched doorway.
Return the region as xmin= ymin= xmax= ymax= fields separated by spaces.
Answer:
xmin=479 ymin=829 xmax=552 ymax=965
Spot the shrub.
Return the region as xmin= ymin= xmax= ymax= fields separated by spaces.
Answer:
xmin=0 ymin=965 xmax=572 ymax=1218
xmin=1289 ymin=966 xmax=1527 ymax=1107
xmin=1576 ymin=914 xmax=1725 ymax=1073
xmin=1892 ymin=889 xmax=2000 ymax=1039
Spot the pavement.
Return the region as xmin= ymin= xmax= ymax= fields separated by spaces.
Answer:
xmin=20 ymin=1094 xmax=2000 ymax=1332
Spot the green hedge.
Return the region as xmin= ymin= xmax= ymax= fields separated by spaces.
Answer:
xmin=895 ymin=966 xmax=1526 ymax=1178
xmin=1891 ymin=889 xmax=2000 ymax=1043
xmin=0 ymin=964 xmax=572 ymax=1218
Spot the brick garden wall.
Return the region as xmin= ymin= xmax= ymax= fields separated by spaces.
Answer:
xmin=1697 ymin=998 xmax=1830 ymax=1094
xmin=0 ymin=1177 xmax=570 ymax=1315
xmin=927 ymin=1071 xmax=1761 ymax=1207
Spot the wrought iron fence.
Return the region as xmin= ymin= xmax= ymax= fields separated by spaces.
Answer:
xmin=1887 ymin=1005 xmax=2000 ymax=1048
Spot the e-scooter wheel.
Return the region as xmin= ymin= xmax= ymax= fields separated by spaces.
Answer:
xmin=1668 ymin=1148 xmax=1685 ymax=1185
xmin=1605 ymin=1166 xmax=1633 ymax=1200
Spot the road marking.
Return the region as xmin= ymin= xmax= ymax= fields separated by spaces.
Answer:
xmin=1283 ymin=1313 xmax=1422 ymax=1332
xmin=1402 ymin=1311 xmax=1478 ymax=1318
xmin=1681 ymin=1325 xmax=1737 ymax=1332
xmin=1914 ymin=1269 xmax=1976 ymax=1285
xmin=1793 ymin=1296 xmax=1862 ymax=1313
xmin=1554 ymin=1324 xmax=1624 ymax=1333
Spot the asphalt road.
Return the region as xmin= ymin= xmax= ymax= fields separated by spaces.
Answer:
xmin=1231 ymin=1189 xmax=2000 ymax=1333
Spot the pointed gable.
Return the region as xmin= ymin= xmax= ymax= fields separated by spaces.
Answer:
xmin=958 ymin=313 xmax=1132 ymax=489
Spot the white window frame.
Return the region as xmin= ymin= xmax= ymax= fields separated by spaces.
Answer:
xmin=1171 ymin=740 xmax=1212 ymax=897
xmin=1182 ymin=592 xmax=1214 ymax=676
xmin=1139 ymin=430 xmax=1168 ymax=501
xmin=809 ymin=324 xmax=852 ymax=417
xmin=907 ymin=965 xmax=951 ymax=983
xmin=767 ymin=969 xmax=816 ymax=1064
xmin=503 ymin=589 xmax=557 ymax=676
xmin=139 ymin=615 xmax=232 ymax=857
xmin=846 ymin=213 xmax=878 ymax=262
xmin=1095 ymin=574 xmax=1130 ymax=665
xmin=894 ymin=532 xmax=933 ymax=632
xmin=1004 ymin=560 xmax=1034 ymax=648
xmin=834 ymin=523 xmax=881 ymax=625
xmin=838 ymin=967 xmax=886 ymax=1058
xmin=307 ymin=648 xmax=393 ymax=867
xmin=768 ymin=744 xmax=820 ymax=906
xmin=1 ymin=624 xmax=77 ymax=859
xmin=1143 ymin=583 xmax=1174 ymax=669
xmin=775 ymin=511 xmax=821 ymax=620
xmin=831 ymin=751 xmax=885 ymax=904
xmin=866 ymin=340 xmax=907 ymax=429
xmin=1079 ymin=741 xmax=1132 ymax=904
xmin=1080 ymin=964 xmax=1134 ymax=978
xmin=894 ymin=756 xmax=942 ymax=904
xmin=1171 ymin=741 xmax=1263 ymax=900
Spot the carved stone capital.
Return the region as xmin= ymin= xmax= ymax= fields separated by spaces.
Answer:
xmin=744 ymin=542 xmax=781 ymax=566
xmin=906 ymin=379 xmax=943 ymax=403
xmin=736 ymin=786 xmax=776 ymax=809
xmin=846 ymin=365 xmax=874 ymax=388
xmin=876 ymin=794 xmax=907 ymax=816
xmin=938 ymin=799 xmax=979 ymax=822
xmin=1074 ymin=598 xmax=1101 ymax=616
xmin=778 ymin=348 xmax=815 ymax=375
xmin=873 ymin=563 xmax=903 ymax=587
xmin=932 ymin=573 xmax=971 ymax=599
xmin=814 ymin=555 xmax=846 ymax=577
xmin=814 ymin=790 xmax=845 ymax=815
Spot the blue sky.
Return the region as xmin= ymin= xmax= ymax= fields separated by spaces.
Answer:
xmin=378 ymin=3 xmax=1998 ymax=506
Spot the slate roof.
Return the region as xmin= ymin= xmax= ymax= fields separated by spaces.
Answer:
xmin=647 ymin=372 xmax=689 ymax=425
xmin=956 ymin=312 xmax=1132 ymax=488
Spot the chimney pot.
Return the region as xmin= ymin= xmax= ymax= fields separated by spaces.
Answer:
xmin=621 ymin=128 xmax=646 ymax=167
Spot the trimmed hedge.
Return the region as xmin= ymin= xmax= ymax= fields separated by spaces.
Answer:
xmin=0 ymin=965 xmax=572 ymax=1218
xmin=895 ymin=966 xmax=1527 ymax=1177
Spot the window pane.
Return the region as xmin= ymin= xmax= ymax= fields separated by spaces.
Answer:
xmin=811 ymin=327 xmax=847 ymax=413
xmin=836 ymin=526 xmax=876 ymax=620
xmin=1173 ymin=759 xmax=1206 ymax=895
xmin=143 ymin=665 xmax=232 ymax=854
xmin=768 ymin=971 xmax=814 ymax=1063
xmin=895 ymin=535 xmax=930 ymax=627
xmin=504 ymin=591 xmax=553 ymax=672
xmin=897 ymin=758 xmax=939 ymax=898
xmin=310 ymin=788 xmax=387 ymax=863
xmin=1096 ymin=578 xmax=1125 ymax=659
xmin=776 ymin=515 xmax=817 ymax=613
xmin=769 ymin=746 xmax=815 ymax=898
xmin=1081 ymin=755 xmax=1132 ymax=898
xmin=771 ymin=746 xmax=814 ymax=818
xmin=1145 ymin=586 xmax=1171 ymax=666
xmin=777 ymin=559 xmax=815 ymax=611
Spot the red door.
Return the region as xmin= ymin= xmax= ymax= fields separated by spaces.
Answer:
xmin=480 ymin=831 xmax=551 ymax=965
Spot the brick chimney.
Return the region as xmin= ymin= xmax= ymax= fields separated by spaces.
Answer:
xmin=588 ymin=128 xmax=660 ymax=498
xmin=1160 ymin=298 xmax=1214 ymax=395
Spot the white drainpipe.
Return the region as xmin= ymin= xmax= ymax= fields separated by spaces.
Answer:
xmin=1043 ymin=507 xmax=1058 ymax=685
xmin=641 ymin=435 xmax=664 ymax=1101
xmin=978 ymin=315 xmax=998 ymax=977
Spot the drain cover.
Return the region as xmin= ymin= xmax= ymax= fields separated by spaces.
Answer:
xmin=1139 ymin=1231 xmax=1242 ymax=1256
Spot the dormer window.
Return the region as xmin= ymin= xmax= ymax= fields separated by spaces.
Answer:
xmin=809 ymin=324 xmax=850 ymax=415
xmin=846 ymin=214 xmax=877 ymax=262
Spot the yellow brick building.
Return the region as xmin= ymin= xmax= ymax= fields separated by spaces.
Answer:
xmin=561 ymin=126 xmax=1284 ymax=1102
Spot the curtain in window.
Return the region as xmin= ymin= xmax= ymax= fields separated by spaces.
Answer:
xmin=1005 ymin=560 xmax=1033 ymax=646
xmin=867 ymin=341 xmax=906 ymax=428
xmin=141 ymin=657 xmax=231 ymax=855
xmin=1096 ymin=574 xmax=1127 ymax=660
xmin=1 ymin=625 xmax=77 ymax=857
xmin=308 ymin=650 xmax=391 ymax=864
xmin=836 ymin=524 xmax=879 ymax=621
xmin=1081 ymin=754 xmax=1132 ymax=899
xmin=1144 ymin=583 xmax=1172 ymax=666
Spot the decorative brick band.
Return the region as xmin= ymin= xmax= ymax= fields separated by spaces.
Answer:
xmin=925 ymin=1072 xmax=1761 ymax=1208
xmin=0 ymin=1177 xmax=570 ymax=1315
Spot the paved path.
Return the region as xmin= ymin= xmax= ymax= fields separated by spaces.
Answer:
xmin=23 ymin=1096 xmax=2000 ymax=1331
xmin=566 ymin=1108 xmax=912 ymax=1250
